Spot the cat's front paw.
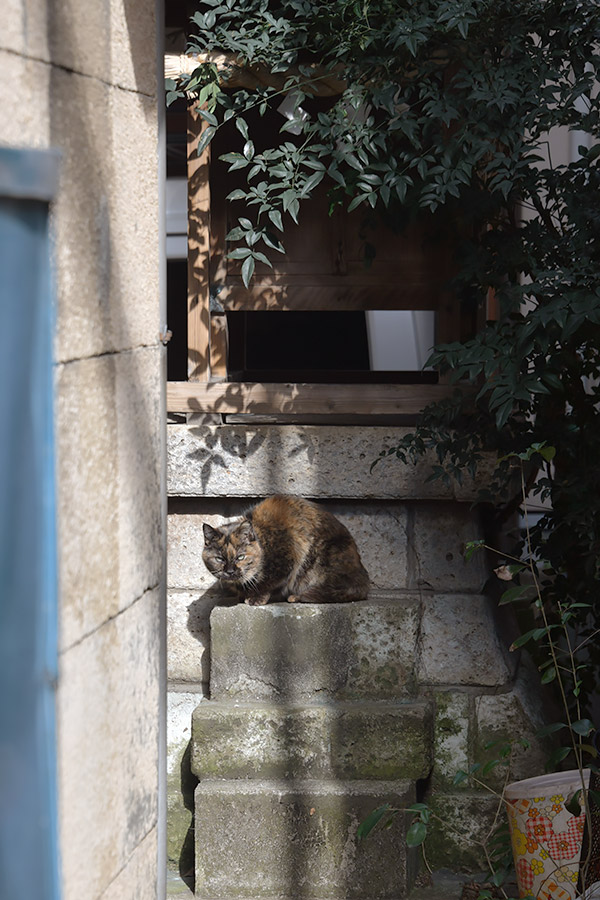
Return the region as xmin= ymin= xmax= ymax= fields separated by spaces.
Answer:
xmin=244 ymin=595 xmax=269 ymax=606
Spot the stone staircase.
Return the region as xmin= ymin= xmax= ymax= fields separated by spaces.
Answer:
xmin=168 ymin=423 xmax=550 ymax=896
xmin=191 ymin=599 xmax=434 ymax=900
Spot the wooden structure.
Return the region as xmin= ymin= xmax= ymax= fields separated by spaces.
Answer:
xmin=166 ymin=103 xmax=468 ymax=418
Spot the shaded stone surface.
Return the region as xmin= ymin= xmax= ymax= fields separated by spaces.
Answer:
xmin=191 ymin=701 xmax=433 ymax=782
xmin=411 ymin=504 xmax=487 ymax=592
xmin=167 ymin=425 xmax=490 ymax=501
xmin=424 ymin=793 xmax=501 ymax=872
xmin=431 ymin=692 xmax=471 ymax=792
xmin=167 ymin=693 xmax=201 ymax=876
xmin=473 ymin=660 xmax=549 ymax=789
xmin=210 ymin=599 xmax=420 ymax=702
xmin=167 ymin=588 xmax=224 ymax=685
xmin=417 ymin=594 xmax=515 ymax=687
xmin=195 ymin=779 xmax=415 ymax=899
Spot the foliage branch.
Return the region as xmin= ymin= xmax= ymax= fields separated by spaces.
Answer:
xmin=167 ymin=2 xmax=600 ymax=891
xmin=169 ymin=0 xmax=600 ymax=693
xmin=167 ymin=1 xmax=600 ymax=705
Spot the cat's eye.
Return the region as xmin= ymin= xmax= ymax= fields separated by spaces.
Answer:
xmin=236 ymin=554 xmax=246 ymax=561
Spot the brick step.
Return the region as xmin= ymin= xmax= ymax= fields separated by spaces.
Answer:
xmin=194 ymin=779 xmax=416 ymax=900
xmin=191 ymin=700 xmax=433 ymax=782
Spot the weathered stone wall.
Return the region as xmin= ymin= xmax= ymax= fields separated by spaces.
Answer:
xmin=1 ymin=6 xmax=164 ymax=898
xmin=166 ymin=423 xmax=547 ymax=893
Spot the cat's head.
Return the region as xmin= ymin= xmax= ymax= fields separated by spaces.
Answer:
xmin=202 ymin=519 xmax=262 ymax=586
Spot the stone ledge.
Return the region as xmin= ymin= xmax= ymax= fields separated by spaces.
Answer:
xmin=195 ymin=779 xmax=415 ymax=900
xmin=167 ymin=424 xmax=490 ymax=501
xmin=191 ymin=700 xmax=433 ymax=782
xmin=210 ymin=599 xmax=421 ymax=702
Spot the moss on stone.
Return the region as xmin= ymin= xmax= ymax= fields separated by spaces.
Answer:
xmin=424 ymin=792 xmax=500 ymax=872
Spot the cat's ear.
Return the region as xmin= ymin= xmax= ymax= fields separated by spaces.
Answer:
xmin=203 ymin=523 xmax=220 ymax=544
xmin=237 ymin=519 xmax=256 ymax=542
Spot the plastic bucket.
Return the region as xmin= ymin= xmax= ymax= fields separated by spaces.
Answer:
xmin=505 ymin=769 xmax=590 ymax=899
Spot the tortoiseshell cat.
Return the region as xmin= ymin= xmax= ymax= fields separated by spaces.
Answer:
xmin=202 ymin=495 xmax=370 ymax=605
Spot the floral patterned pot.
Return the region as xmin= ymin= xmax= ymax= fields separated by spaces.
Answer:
xmin=505 ymin=769 xmax=590 ymax=899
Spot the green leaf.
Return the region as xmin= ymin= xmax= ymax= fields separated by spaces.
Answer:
xmin=541 ymin=666 xmax=556 ymax=684
xmin=357 ymin=804 xmax=391 ymax=841
xmin=509 ymin=629 xmax=538 ymax=651
xmin=197 ymin=126 xmax=216 ymax=156
xmin=464 ymin=539 xmax=485 ymax=561
xmin=241 ymin=255 xmax=255 ymax=287
xmin=406 ymin=821 xmax=427 ymax=847
xmin=572 ymin=719 xmax=594 ymax=737
xmin=536 ymin=722 xmax=568 ymax=738
xmin=236 ymin=117 xmax=249 ymax=139
xmin=565 ymin=790 xmax=582 ymax=816
xmin=268 ymin=209 xmax=284 ymax=231
xmin=198 ymin=109 xmax=218 ymax=127
xmin=545 ymin=746 xmax=572 ymax=771
xmin=499 ymin=585 xmax=531 ymax=606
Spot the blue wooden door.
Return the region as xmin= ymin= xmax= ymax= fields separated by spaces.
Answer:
xmin=0 ymin=146 xmax=61 ymax=900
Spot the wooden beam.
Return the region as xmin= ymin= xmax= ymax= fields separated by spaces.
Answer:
xmin=213 ymin=282 xmax=443 ymax=312
xmin=187 ymin=104 xmax=212 ymax=381
xmin=166 ymin=381 xmax=460 ymax=416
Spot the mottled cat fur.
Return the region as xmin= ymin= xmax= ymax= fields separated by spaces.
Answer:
xmin=202 ymin=495 xmax=370 ymax=605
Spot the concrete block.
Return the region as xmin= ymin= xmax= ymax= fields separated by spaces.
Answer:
xmin=432 ymin=692 xmax=472 ymax=791
xmin=167 ymin=425 xmax=486 ymax=501
xmin=0 ymin=0 xmax=50 ymax=60
xmin=167 ymin=502 xmax=409 ymax=591
xmin=50 ymin=69 xmax=115 ymax=363
xmin=411 ymin=503 xmax=487 ymax=592
xmin=0 ymin=51 xmax=50 ymax=148
xmin=195 ymin=779 xmax=415 ymax=899
xmin=108 ymin=87 xmax=160 ymax=349
xmin=56 ymin=355 xmax=120 ymax=650
xmin=109 ymin=0 xmax=158 ymax=93
xmin=115 ymin=346 xmax=163 ymax=608
xmin=191 ymin=701 xmax=433 ymax=782
xmin=100 ymin=827 xmax=158 ymax=900
xmin=58 ymin=590 xmax=160 ymax=899
xmin=210 ymin=599 xmax=420 ymax=702
xmin=167 ymin=589 xmax=220 ymax=684
xmin=57 ymin=349 xmax=163 ymax=650
xmin=473 ymin=661 xmax=549 ymax=789
xmin=50 ymin=69 xmax=158 ymax=364
xmin=168 ymin=693 xmax=202 ymax=876
xmin=417 ymin=594 xmax=514 ymax=688
xmin=45 ymin=0 xmax=112 ymax=83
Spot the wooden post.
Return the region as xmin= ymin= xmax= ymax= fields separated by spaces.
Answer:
xmin=187 ymin=103 xmax=212 ymax=382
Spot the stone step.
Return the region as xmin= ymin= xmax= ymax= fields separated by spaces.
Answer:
xmin=210 ymin=597 xmax=421 ymax=703
xmin=195 ymin=779 xmax=417 ymax=900
xmin=191 ymin=700 xmax=433 ymax=782
xmin=210 ymin=594 xmax=516 ymax=702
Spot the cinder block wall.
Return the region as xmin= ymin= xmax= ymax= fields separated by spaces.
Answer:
xmin=167 ymin=424 xmax=547 ymax=887
xmin=1 ymin=6 xmax=164 ymax=898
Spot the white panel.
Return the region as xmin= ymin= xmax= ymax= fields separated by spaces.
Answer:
xmin=366 ymin=310 xmax=435 ymax=371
